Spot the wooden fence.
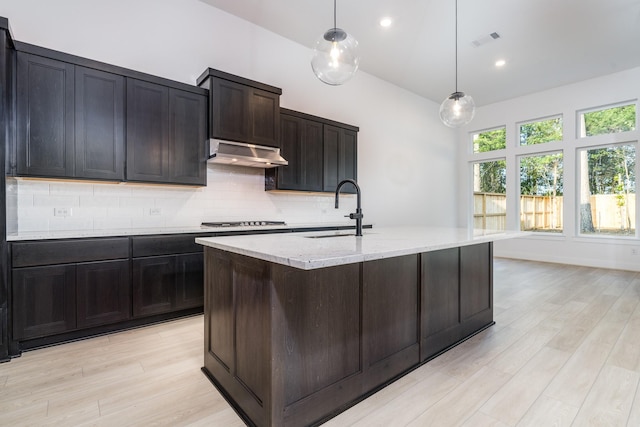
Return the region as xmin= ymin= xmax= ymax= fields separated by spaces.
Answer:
xmin=473 ymin=192 xmax=635 ymax=232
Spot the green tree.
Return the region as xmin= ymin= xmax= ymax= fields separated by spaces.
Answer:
xmin=474 ymin=128 xmax=506 ymax=153
xmin=520 ymin=117 xmax=562 ymax=146
xmin=477 ymin=160 xmax=506 ymax=193
xmin=520 ymin=153 xmax=563 ymax=196
xmin=583 ymin=105 xmax=635 ymax=137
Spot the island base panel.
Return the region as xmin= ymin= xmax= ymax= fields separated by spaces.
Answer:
xmin=202 ymin=242 xmax=493 ymax=426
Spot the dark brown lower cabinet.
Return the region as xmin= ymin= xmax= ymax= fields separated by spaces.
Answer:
xmin=13 ymin=259 xmax=132 ymax=340
xmin=12 ymin=265 xmax=76 ymax=340
xmin=133 ymin=253 xmax=204 ymax=317
xmin=76 ymin=260 xmax=130 ymax=328
xmin=362 ymin=255 xmax=420 ymax=389
xmin=175 ymin=253 xmax=204 ymax=310
xmin=421 ymin=243 xmax=493 ymax=361
xmin=202 ymin=243 xmax=493 ymax=427
xmin=133 ymin=255 xmax=175 ymax=317
xmin=9 ymin=234 xmax=208 ymax=354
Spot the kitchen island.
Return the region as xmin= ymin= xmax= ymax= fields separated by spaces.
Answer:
xmin=196 ymin=227 xmax=522 ymax=427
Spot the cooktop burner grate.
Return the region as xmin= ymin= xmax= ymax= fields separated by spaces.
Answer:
xmin=201 ymin=221 xmax=287 ymax=228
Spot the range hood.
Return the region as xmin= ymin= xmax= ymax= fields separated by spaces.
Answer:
xmin=208 ymin=139 xmax=288 ymax=168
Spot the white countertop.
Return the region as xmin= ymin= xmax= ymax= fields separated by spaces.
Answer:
xmin=196 ymin=226 xmax=526 ymax=270
xmin=6 ymin=222 xmax=362 ymax=241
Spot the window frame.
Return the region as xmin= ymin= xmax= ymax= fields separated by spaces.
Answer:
xmin=576 ymin=100 xmax=637 ymax=139
xmin=517 ymin=149 xmax=565 ymax=234
xmin=471 ymin=157 xmax=507 ymax=232
xmin=471 ymin=125 xmax=507 ymax=154
xmin=517 ymin=114 xmax=563 ymax=147
xmin=575 ymin=141 xmax=637 ymax=239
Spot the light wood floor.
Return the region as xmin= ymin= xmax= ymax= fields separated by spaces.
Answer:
xmin=1 ymin=258 xmax=640 ymax=426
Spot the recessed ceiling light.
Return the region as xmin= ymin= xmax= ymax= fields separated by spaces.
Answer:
xmin=495 ymin=59 xmax=506 ymax=67
xmin=379 ymin=17 xmax=392 ymax=28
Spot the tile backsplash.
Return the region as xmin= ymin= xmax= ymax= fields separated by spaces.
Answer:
xmin=6 ymin=164 xmax=356 ymax=234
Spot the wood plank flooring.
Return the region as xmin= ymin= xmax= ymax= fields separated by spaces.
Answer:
xmin=1 ymin=258 xmax=639 ymax=426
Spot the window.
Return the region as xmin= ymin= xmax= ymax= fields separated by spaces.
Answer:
xmin=473 ymin=127 xmax=506 ymax=153
xmin=519 ymin=152 xmax=563 ymax=232
xmin=519 ymin=116 xmax=562 ymax=145
xmin=578 ymin=144 xmax=636 ymax=236
xmin=473 ymin=160 xmax=506 ymax=231
xmin=579 ymin=103 xmax=636 ymax=137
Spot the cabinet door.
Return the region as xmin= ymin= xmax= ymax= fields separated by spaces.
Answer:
xmin=12 ymin=265 xmax=76 ymax=340
xmin=126 ymin=78 xmax=169 ymax=182
xmin=323 ymin=125 xmax=357 ymax=193
xmin=76 ymin=260 xmax=130 ymax=328
xmin=16 ymin=53 xmax=75 ymax=177
xmin=277 ymin=115 xmax=323 ymax=191
xmin=248 ymin=86 xmax=280 ymax=147
xmin=132 ymin=255 xmax=176 ymax=317
xmin=75 ymin=67 xmax=125 ymax=180
xmin=211 ymin=78 xmax=248 ymax=142
xmin=460 ymin=243 xmax=492 ymax=321
xmin=175 ymin=253 xmax=204 ymax=309
xmin=340 ymin=128 xmax=358 ymax=185
xmin=363 ymin=255 xmax=419 ymax=382
xmin=421 ymin=248 xmax=460 ymax=361
xmin=169 ymin=89 xmax=207 ymax=185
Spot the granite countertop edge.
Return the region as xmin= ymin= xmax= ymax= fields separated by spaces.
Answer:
xmin=196 ymin=227 xmax=528 ymax=270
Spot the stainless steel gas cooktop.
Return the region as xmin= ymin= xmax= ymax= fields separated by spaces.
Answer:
xmin=201 ymin=221 xmax=287 ymax=228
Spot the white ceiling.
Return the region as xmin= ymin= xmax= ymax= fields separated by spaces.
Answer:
xmin=199 ymin=0 xmax=640 ymax=106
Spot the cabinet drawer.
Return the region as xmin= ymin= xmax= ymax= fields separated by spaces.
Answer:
xmin=131 ymin=234 xmax=210 ymax=257
xmin=12 ymin=238 xmax=129 ymax=268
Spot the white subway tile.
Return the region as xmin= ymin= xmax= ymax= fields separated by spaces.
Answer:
xmin=94 ymin=184 xmax=133 ymax=197
xmin=18 ymin=217 xmax=49 ymax=233
xmin=49 ymin=217 xmax=93 ymax=231
xmin=17 ymin=179 xmax=50 ymax=195
xmin=33 ymin=195 xmax=80 ymax=207
xmin=119 ymin=197 xmax=154 ymax=208
xmin=107 ymin=207 xmax=144 ymax=217
xmin=94 ymin=217 xmax=132 ymax=230
xmin=131 ymin=217 xmax=166 ymax=229
xmin=50 ymin=182 xmax=94 ymax=196
xmin=80 ymin=196 xmax=119 ymax=208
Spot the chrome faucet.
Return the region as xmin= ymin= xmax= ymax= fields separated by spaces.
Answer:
xmin=335 ymin=179 xmax=363 ymax=237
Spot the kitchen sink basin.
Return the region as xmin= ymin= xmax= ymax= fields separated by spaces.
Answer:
xmin=304 ymin=232 xmax=371 ymax=238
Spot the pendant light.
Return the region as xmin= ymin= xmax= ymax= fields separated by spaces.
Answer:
xmin=311 ymin=0 xmax=360 ymax=85
xmin=440 ymin=0 xmax=475 ymax=127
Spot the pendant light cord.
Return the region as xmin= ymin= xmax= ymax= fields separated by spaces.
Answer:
xmin=334 ymin=0 xmax=337 ymax=29
xmin=455 ymin=0 xmax=458 ymax=92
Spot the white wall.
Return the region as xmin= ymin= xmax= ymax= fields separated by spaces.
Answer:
xmin=1 ymin=0 xmax=457 ymax=234
xmin=457 ymin=67 xmax=640 ymax=271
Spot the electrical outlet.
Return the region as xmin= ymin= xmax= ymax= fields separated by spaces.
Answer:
xmin=632 ymin=248 xmax=638 ymax=256
xmin=149 ymin=207 xmax=162 ymax=216
xmin=54 ymin=207 xmax=72 ymax=217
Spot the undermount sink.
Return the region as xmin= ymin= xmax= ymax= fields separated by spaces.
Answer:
xmin=304 ymin=232 xmax=371 ymax=239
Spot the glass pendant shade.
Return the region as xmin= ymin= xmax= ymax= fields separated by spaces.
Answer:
xmin=439 ymin=0 xmax=475 ymax=128
xmin=440 ymin=91 xmax=475 ymax=127
xmin=311 ymin=28 xmax=360 ymax=85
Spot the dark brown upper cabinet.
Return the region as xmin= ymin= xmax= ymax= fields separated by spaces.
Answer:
xmin=266 ymin=108 xmax=358 ymax=193
xmin=126 ymin=79 xmax=207 ymax=185
xmin=16 ymin=52 xmax=75 ymax=177
xmin=17 ymin=53 xmax=125 ymax=180
xmin=197 ymin=68 xmax=281 ymax=147
xmin=169 ymin=89 xmax=207 ymax=185
xmin=13 ymin=43 xmax=207 ymax=186
xmin=126 ymin=78 xmax=170 ymax=183
xmin=267 ymin=110 xmax=323 ymax=192
xmin=75 ymin=67 xmax=125 ymax=180
xmin=323 ymin=124 xmax=357 ymax=194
